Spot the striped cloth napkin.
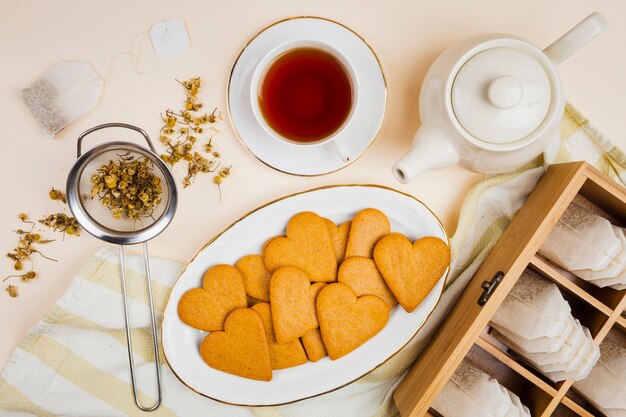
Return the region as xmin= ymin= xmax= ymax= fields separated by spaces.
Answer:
xmin=1 ymin=105 xmax=624 ymax=417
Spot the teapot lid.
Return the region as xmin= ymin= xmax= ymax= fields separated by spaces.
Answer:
xmin=451 ymin=47 xmax=551 ymax=145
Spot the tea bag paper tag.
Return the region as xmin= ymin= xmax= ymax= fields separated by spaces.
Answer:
xmin=149 ymin=18 xmax=190 ymax=58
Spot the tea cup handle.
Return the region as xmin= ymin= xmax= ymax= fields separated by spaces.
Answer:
xmin=331 ymin=140 xmax=351 ymax=162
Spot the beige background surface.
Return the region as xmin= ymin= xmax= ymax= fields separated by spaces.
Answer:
xmin=0 ymin=0 xmax=625 ymax=371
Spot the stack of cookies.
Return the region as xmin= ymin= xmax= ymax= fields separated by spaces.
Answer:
xmin=490 ymin=271 xmax=600 ymax=382
xmin=177 ymin=209 xmax=450 ymax=380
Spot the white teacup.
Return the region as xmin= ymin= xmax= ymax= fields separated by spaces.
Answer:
xmin=249 ymin=40 xmax=358 ymax=162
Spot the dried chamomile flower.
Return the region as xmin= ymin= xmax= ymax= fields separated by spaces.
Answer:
xmin=6 ymin=285 xmax=17 ymax=297
xmin=39 ymin=213 xmax=81 ymax=235
xmin=20 ymin=271 xmax=37 ymax=282
xmin=219 ymin=166 xmax=232 ymax=178
xmin=182 ymin=152 xmax=219 ymax=188
xmin=4 ymin=214 xmax=56 ymax=284
xmin=90 ymin=152 xmax=162 ymax=220
xmin=158 ymin=78 xmax=231 ymax=196
xmin=49 ymin=187 xmax=67 ymax=204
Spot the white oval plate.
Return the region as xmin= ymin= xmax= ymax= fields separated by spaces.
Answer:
xmin=227 ymin=17 xmax=387 ymax=176
xmin=162 ymin=185 xmax=448 ymax=406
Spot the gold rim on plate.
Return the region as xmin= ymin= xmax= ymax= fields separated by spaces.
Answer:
xmin=225 ymin=16 xmax=388 ymax=177
xmin=161 ymin=184 xmax=450 ymax=407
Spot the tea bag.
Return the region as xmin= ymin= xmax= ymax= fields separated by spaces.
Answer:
xmin=540 ymin=203 xmax=621 ymax=271
xmin=507 ymin=390 xmax=531 ymax=417
xmin=432 ymin=360 xmax=513 ymax=417
xmin=587 ymin=267 xmax=626 ymax=288
xmin=551 ymin=328 xmax=591 ymax=374
xmin=545 ymin=328 xmax=599 ymax=382
xmin=21 ymin=19 xmax=174 ymax=137
xmin=493 ymin=316 xmax=574 ymax=353
xmin=572 ymin=226 xmax=626 ymax=282
xmin=22 ymin=60 xmax=104 ymax=136
xmin=574 ymin=338 xmax=626 ymax=411
xmin=524 ymin=319 xmax=583 ymax=368
xmin=490 ymin=271 xmax=570 ymax=340
xmin=432 ymin=376 xmax=496 ymax=417
xmin=501 ymin=387 xmax=520 ymax=417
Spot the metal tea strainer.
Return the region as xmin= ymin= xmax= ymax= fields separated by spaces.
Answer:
xmin=66 ymin=123 xmax=177 ymax=411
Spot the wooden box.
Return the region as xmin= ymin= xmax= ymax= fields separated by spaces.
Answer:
xmin=394 ymin=162 xmax=626 ymax=417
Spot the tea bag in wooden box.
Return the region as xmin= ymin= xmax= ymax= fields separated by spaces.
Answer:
xmin=432 ymin=360 xmax=513 ymax=417
xmin=573 ymin=338 xmax=626 ymax=411
xmin=540 ymin=203 xmax=621 ymax=271
xmin=522 ymin=318 xmax=583 ymax=368
xmin=572 ymin=226 xmax=626 ymax=282
xmin=505 ymin=388 xmax=531 ymax=417
xmin=21 ymin=60 xmax=104 ymax=136
xmin=546 ymin=328 xmax=599 ymax=382
xmin=490 ymin=271 xmax=570 ymax=340
xmin=493 ymin=316 xmax=574 ymax=353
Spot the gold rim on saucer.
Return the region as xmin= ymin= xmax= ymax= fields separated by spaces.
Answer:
xmin=225 ymin=16 xmax=388 ymax=177
xmin=161 ymin=184 xmax=449 ymax=407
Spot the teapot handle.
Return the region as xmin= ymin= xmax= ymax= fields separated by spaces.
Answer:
xmin=543 ymin=12 xmax=608 ymax=66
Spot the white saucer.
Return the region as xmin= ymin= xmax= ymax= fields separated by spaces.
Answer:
xmin=227 ymin=16 xmax=387 ymax=176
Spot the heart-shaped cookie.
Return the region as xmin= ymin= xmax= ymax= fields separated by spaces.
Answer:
xmin=261 ymin=236 xmax=280 ymax=256
xmin=199 ymin=308 xmax=272 ymax=381
xmin=264 ymin=212 xmax=337 ymax=282
xmin=345 ymin=208 xmax=390 ymax=259
xmin=236 ymin=254 xmax=271 ymax=301
xmin=270 ymin=266 xmax=324 ymax=344
xmin=324 ymin=218 xmax=352 ymax=264
xmin=373 ymin=234 xmax=450 ymax=313
xmin=338 ymin=256 xmax=397 ymax=307
xmin=317 ymin=283 xmax=389 ymax=360
xmin=301 ymin=328 xmax=327 ymax=362
xmin=252 ymin=302 xmax=308 ymax=370
xmin=178 ymin=264 xmax=247 ymax=331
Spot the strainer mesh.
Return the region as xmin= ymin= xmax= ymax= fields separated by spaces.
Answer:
xmin=77 ymin=148 xmax=170 ymax=233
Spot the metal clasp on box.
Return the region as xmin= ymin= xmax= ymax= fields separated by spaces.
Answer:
xmin=478 ymin=271 xmax=504 ymax=306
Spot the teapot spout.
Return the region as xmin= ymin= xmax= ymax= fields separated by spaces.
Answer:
xmin=392 ymin=124 xmax=460 ymax=184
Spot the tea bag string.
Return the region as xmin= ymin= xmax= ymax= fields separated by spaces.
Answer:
xmin=102 ymin=30 xmax=153 ymax=85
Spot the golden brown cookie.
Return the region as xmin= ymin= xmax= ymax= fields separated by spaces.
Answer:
xmin=264 ymin=212 xmax=337 ymax=282
xmin=344 ymin=208 xmax=390 ymax=259
xmin=324 ymin=218 xmax=352 ymax=264
xmin=261 ymin=236 xmax=280 ymax=256
xmin=373 ymin=234 xmax=450 ymax=313
xmin=338 ymin=256 xmax=397 ymax=308
xmin=199 ymin=308 xmax=272 ymax=381
xmin=236 ymin=254 xmax=271 ymax=301
xmin=178 ymin=264 xmax=247 ymax=332
xmin=301 ymin=328 xmax=327 ymax=362
xmin=317 ymin=283 xmax=389 ymax=360
xmin=252 ymin=302 xmax=308 ymax=370
xmin=270 ymin=266 xmax=320 ymax=344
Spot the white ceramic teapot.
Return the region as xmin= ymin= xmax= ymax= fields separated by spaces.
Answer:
xmin=393 ymin=13 xmax=607 ymax=183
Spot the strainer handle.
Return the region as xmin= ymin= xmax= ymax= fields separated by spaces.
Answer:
xmin=77 ymin=123 xmax=156 ymax=158
xmin=119 ymin=243 xmax=163 ymax=411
